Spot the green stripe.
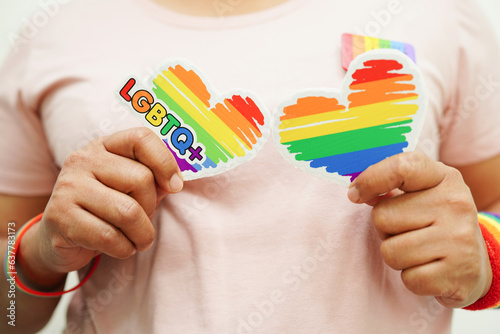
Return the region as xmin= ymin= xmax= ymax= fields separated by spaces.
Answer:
xmin=379 ymin=39 xmax=391 ymax=49
xmin=153 ymin=83 xmax=232 ymax=163
xmin=282 ymin=120 xmax=413 ymax=161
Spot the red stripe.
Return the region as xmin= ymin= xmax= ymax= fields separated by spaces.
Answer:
xmin=342 ymin=33 xmax=354 ymax=70
xmin=227 ymin=95 xmax=265 ymax=129
xmin=351 ymin=59 xmax=408 ymax=85
xmin=464 ymin=223 xmax=500 ymax=310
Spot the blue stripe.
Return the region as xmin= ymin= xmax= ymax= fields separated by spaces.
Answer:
xmin=390 ymin=41 xmax=406 ymax=54
xmin=192 ymin=156 xmax=217 ymax=171
xmin=309 ymin=142 xmax=409 ymax=175
xmin=202 ymin=157 xmax=217 ymax=169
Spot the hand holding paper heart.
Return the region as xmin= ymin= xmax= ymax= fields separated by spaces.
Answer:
xmin=24 ymin=128 xmax=181 ymax=284
xmin=119 ymin=61 xmax=270 ymax=181
xmin=349 ymin=151 xmax=492 ymax=308
xmin=274 ymin=49 xmax=426 ymax=187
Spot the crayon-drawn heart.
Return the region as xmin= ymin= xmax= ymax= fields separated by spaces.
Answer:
xmin=273 ymin=49 xmax=427 ymax=187
xmin=118 ymin=60 xmax=270 ymax=180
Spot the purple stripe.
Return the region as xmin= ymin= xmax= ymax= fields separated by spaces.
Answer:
xmin=163 ymin=140 xmax=198 ymax=173
xmin=343 ymin=172 xmax=362 ymax=182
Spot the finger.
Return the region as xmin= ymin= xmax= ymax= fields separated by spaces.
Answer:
xmin=89 ymin=149 xmax=157 ymax=218
xmin=102 ymin=127 xmax=183 ymax=194
xmin=400 ymin=258 xmax=480 ymax=309
xmin=64 ymin=206 xmax=137 ymax=259
xmin=380 ymin=226 xmax=445 ymax=270
xmin=399 ymin=259 xmax=455 ymax=298
xmin=365 ymin=189 xmax=403 ymax=207
xmin=371 ymin=191 xmax=436 ymax=235
xmin=348 ymin=151 xmax=447 ymax=204
xmin=76 ymin=178 xmax=155 ymax=252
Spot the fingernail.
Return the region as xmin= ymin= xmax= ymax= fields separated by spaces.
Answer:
xmin=131 ymin=249 xmax=137 ymax=256
xmin=348 ymin=185 xmax=360 ymax=203
xmin=169 ymin=173 xmax=183 ymax=193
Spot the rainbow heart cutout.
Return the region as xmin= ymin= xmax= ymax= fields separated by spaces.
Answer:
xmin=273 ymin=49 xmax=427 ymax=187
xmin=118 ymin=60 xmax=270 ymax=180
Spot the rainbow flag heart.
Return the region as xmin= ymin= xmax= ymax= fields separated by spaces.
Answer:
xmin=273 ymin=49 xmax=427 ymax=187
xmin=118 ymin=60 xmax=270 ymax=180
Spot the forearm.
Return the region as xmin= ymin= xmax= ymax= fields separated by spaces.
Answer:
xmin=0 ymin=194 xmax=67 ymax=333
xmin=1 ymin=237 xmax=64 ymax=333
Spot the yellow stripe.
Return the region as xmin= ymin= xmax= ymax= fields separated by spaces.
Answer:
xmin=155 ymin=72 xmax=249 ymax=156
xmin=365 ymin=36 xmax=379 ymax=51
xmin=163 ymin=71 xmax=247 ymax=149
xmin=478 ymin=214 xmax=500 ymax=308
xmin=479 ymin=214 xmax=500 ymax=241
xmin=280 ymin=96 xmax=418 ymax=130
xmin=279 ymin=97 xmax=419 ymax=143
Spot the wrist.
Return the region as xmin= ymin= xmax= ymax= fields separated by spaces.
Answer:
xmin=6 ymin=213 xmax=101 ymax=298
xmin=17 ymin=217 xmax=67 ymax=292
xmin=464 ymin=212 xmax=500 ymax=310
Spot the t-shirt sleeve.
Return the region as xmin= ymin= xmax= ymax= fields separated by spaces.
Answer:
xmin=0 ymin=40 xmax=59 ymax=196
xmin=439 ymin=0 xmax=500 ymax=166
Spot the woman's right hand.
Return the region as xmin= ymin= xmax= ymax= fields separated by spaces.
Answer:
xmin=19 ymin=127 xmax=183 ymax=287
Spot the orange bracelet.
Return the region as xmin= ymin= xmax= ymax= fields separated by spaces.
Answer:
xmin=4 ymin=213 xmax=101 ymax=298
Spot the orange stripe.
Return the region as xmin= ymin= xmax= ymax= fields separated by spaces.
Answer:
xmin=169 ymin=65 xmax=211 ymax=107
xmin=210 ymin=101 xmax=255 ymax=148
xmin=352 ymin=35 xmax=366 ymax=59
xmin=349 ymin=75 xmax=418 ymax=107
xmin=350 ymin=74 xmax=414 ymax=89
xmin=280 ymin=96 xmax=344 ymax=121
xmin=479 ymin=215 xmax=500 ymax=241
xmin=224 ymin=99 xmax=262 ymax=139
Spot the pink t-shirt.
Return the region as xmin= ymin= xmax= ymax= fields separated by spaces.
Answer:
xmin=1 ymin=0 xmax=500 ymax=333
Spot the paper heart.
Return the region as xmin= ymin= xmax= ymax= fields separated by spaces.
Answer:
xmin=273 ymin=49 xmax=427 ymax=187
xmin=118 ymin=60 xmax=270 ymax=180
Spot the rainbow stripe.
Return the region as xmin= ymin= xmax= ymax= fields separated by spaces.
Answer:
xmin=277 ymin=53 xmax=422 ymax=183
xmin=151 ymin=64 xmax=266 ymax=176
xmin=342 ymin=33 xmax=415 ymax=70
xmin=477 ymin=212 xmax=500 ymax=309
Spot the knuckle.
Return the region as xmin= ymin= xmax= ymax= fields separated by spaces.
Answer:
xmin=62 ymin=223 xmax=80 ymax=246
xmin=380 ymin=240 xmax=399 ymax=268
xmin=54 ymin=172 xmax=80 ymax=192
xmin=442 ymin=254 xmax=483 ymax=303
xmin=98 ymin=227 xmax=120 ymax=247
xmin=445 ymin=166 xmax=464 ymax=182
xmin=116 ymin=198 xmax=143 ymax=223
xmin=401 ymin=271 xmax=426 ymax=296
xmin=131 ymin=127 xmax=155 ymax=145
xmin=455 ymin=221 xmax=477 ymax=242
xmin=371 ymin=202 xmax=397 ymax=236
xmin=393 ymin=151 xmax=429 ymax=181
xmin=135 ymin=167 xmax=155 ymax=186
xmin=157 ymin=150 xmax=177 ymax=171
xmin=114 ymin=250 xmax=134 ymax=260
xmin=64 ymin=150 xmax=88 ymax=169
xmin=451 ymin=292 xmax=468 ymax=304
xmin=371 ymin=205 xmax=388 ymax=228
xmin=443 ymin=283 xmax=470 ymax=304
xmin=443 ymin=168 xmax=475 ymax=208
xmin=143 ymin=228 xmax=156 ymax=248
xmin=444 ymin=191 xmax=475 ymax=213
xmin=395 ymin=153 xmax=417 ymax=178
xmin=133 ymin=222 xmax=155 ymax=251
xmin=98 ymin=228 xmax=135 ymax=259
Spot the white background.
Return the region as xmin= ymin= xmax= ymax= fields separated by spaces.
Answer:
xmin=1 ymin=0 xmax=499 ymax=333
